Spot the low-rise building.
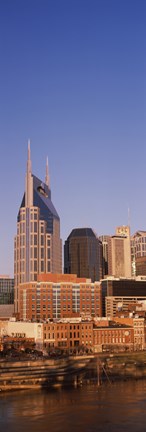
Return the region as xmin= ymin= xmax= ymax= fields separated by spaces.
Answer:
xmin=93 ymin=322 xmax=134 ymax=353
xmin=101 ymin=276 xmax=146 ymax=316
xmin=106 ymin=296 xmax=146 ymax=318
xmin=43 ymin=320 xmax=93 ymax=352
xmin=0 ymin=320 xmax=43 ymax=347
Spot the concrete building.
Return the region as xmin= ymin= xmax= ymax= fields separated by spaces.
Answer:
xmin=64 ymin=228 xmax=102 ymax=282
xmin=106 ymin=296 xmax=146 ymax=318
xmin=108 ymin=226 xmax=131 ymax=278
xmin=0 ymin=320 xmax=43 ymax=346
xmin=14 ymin=143 xmax=62 ymax=314
xmin=0 ymin=305 xmax=14 ymax=320
xmin=135 ymin=257 xmax=146 ymax=277
xmin=131 ymin=231 xmax=146 ymax=276
xmin=18 ymin=273 xmax=102 ymax=321
xmin=101 ymin=276 xmax=146 ymax=317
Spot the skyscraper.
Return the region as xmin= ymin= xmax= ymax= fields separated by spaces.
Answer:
xmin=64 ymin=228 xmax=102 ymax=282
xmin=131 ymin=231 xmax=146 ymax=276
xmin=99 ymin=235 xmax=109 ymax=276
xmin=14 ymin=142 xmax=62 ymax=313
xmin=108 ymin=225 xmax=131 ymax=278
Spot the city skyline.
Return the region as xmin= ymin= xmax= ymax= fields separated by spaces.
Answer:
xmin=0 ymin=0 xmax=146 ymax=276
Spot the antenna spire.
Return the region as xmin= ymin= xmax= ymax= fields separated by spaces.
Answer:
xmin=27 ymin=139 xmax=32 ymax=174
xmin=25 ymin=139 xmax=33 ymax=207
xmin=45 ymin=156 xmax=50 ymax=188
xmin=128 ymin=207 xmax=130 ymax=227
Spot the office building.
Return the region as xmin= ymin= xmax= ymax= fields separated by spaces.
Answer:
xmin=131 ymin=231 xmax=146 ymax=276
xmin=14 ymin=143 xmax=62 ymax=313
xmin=108 ymin=226 xmax=131 ymax=278
xmin=101 ymin=276 xmax=146 ymax=316
xmin=99 ymin=235 xmax=109 ymax=276
xmin=0 ymin=275 xmax=14 ymax=304
xmin=106 ymin=296 xmax=146 ymax=318
xmin=64 ymin=228 xmax=102 ymax=282
xmin=0 ymin=276 xmax=14 ymax=320
xmin=19 ymin=273 xmax=102 ymax=321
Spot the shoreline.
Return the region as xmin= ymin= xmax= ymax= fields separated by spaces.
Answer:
xmin=1 ymin=351 xmax=146 ymax=392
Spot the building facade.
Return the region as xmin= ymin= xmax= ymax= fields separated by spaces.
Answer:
xmin=106 ymin=296 xmax=146 ymax=318
xmin=0 ymin=276 xmax=14 ymax=304
xmin=99 ymin=235 xmax=109 ymax=276
xmin=101 ymin=276 xmax=146 ymax=316
xmin=93 ymin=323 xmax=134 ymax=352
xmin=108 ymin=226 xmax=131 ymax=278
xmin=64 ymin=228 xmax=102 ymax=282
xmin=19 ymin=274 xmax=102 ymax=321
xmin=131 ymin=231 xmax=146 ymax=276
xmin=14 ymin=144 xmax=62 ymax=313
xmin=0 ymin=317 xmax=145 ymax=353
xmin=43 ymin=320 xmax=94 ymax=352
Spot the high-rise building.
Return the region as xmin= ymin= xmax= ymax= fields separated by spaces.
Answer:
xmin=131 ymin=231 xmax=146 ymax=276
xmin=0 ymin=275 xmax=14 ymax=320
xmin=64 ymin=228 xmax=102 ymax=282
xmin=0 ymin=275 xmax=14 ymax=304
xmin=99 ymin=235 xmax=109 ymax=276
xmin=108 ymin=226 xmax=131 ymax=278
xmin=14 ymin=143 xmax=62 ymax=313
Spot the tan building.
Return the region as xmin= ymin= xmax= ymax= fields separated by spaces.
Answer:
xmin=18 ymin=273 xmax=102 ymax=321
xmin=105 ymin=296 xmax=146 ymax=318
xmin=135 ymin=257 xmax=146 ymax=276
xmin=108 ymin=226 xmax=131 ymax=278
xmin=131 ymin=231 xmax=146 ymax=276
xmin=14 ymin=143 xmax=62 ymax=314
xmin=0 ymin=320 xmax=43 ymax=346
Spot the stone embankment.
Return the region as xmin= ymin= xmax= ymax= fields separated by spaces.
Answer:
xmin=86 ymin=352 xmax=146 ymax=382
xmin=1 ymin=352 xmax=146 ymax=391
xmin=0 ymin=356 xmax=92 ymax=391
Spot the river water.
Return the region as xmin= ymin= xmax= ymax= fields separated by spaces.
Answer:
xmin=1 ymin=380 xmax=146 ymax=432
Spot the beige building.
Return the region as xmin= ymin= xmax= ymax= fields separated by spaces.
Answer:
xmin=14 ymin=143 xmax=62 ymax=313
xmin=131 ymin=231 xmax=146 ymax=276
xmin=0 ymin=320 xmax=43 ymax=345
xmin=105 ymin=296 xmax=146 ymax=318
xmin=108 ymin=226 xmax=131 ymax=278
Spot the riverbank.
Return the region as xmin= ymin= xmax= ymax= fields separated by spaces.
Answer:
xmin=1 ymin=352 xmax=146 ymax=391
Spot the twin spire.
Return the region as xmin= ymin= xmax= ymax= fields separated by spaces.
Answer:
xmin=27 ymin=139 xmax=50 ymax=189
xmin=27 ymin=139 xmax=32 ymax=175
xmin=45 ymin=156 xmax=50 ymax=189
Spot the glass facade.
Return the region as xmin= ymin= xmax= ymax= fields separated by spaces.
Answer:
xmin=0 ymin=277 xmax=14 ymax=304
xmin=14 ymin=148 xmax=62 ymax=313
xmin=64 ymin=228 xmax=102 ymax=282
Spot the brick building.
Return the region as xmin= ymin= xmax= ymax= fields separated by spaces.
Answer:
xmin=19 ymin=274 xmax=102 ymax=321
xmin=43 ymin=320 xmax=93 ymax=352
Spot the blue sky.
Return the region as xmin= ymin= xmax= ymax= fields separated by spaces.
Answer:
xmin=0 ymin=0 xmax=146 ymax=276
